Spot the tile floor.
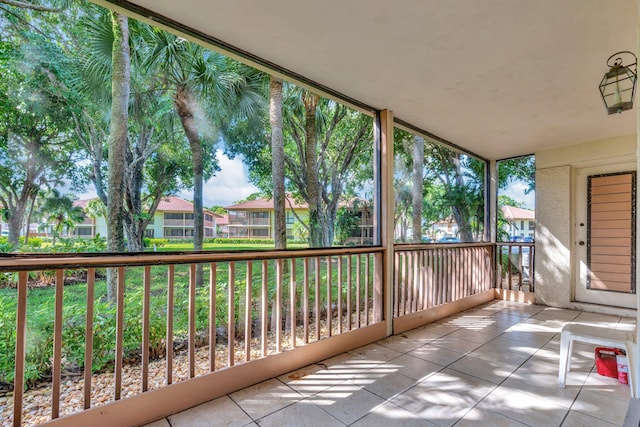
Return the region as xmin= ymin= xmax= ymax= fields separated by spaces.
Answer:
xmin=143 ymin=300 xmax=635 ymax=426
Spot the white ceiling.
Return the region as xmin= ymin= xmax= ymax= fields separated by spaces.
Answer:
xmin=114 ymin=0 xmax=638 ymax=160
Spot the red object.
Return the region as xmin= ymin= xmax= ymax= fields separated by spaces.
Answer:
xmin=617 ymin=354 xmax=629 ymax=385
xmin=595 ymin=347 xmax=623 ymax=378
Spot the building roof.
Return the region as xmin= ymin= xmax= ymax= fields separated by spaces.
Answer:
xmin=501 ymin=205 xmax=535 ymax=221
xmin=75 ymin=196 xmax=214 ymax=215
xmin=226 ymin=196 xmax=308 ymax=210
xmin=157 ymin=196 xmax=216 ymax=215
xmin=157 ymin=196 xmax=195 ymax=212
xmin=73 ymin=199 xmax=90 ymax=209
xmin=216 ymin=214 xmax=229 ymax=226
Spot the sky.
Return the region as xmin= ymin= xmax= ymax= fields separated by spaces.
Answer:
xmin=178 ymin=150 xmax=259 ymax=208
xmin=501 ymin=181 xmax=535 ymax=209
xmin=76 ymin=149 xmax=534 ymax=210
xmin=75 ymin=149 xmax=259 ymax=208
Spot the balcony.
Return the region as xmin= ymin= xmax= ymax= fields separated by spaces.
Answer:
xmin=163 ymin=219 xmax=195 ymax=227
xmin=0 ymin=242 xmax=635 ymax=426
xmin=143 ymin=300 xmax=633 ymax=427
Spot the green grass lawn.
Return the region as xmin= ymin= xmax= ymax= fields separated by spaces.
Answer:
xmin=154 ymin=242 xmax=309 ymax=252
xmin=0 ymin=250 xmax=373 ymax=389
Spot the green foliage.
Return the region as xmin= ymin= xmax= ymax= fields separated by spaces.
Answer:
xmin=393 ymin=128 xmax=486 ymax=242
xmin=0 ymin=238 xmax=18 ymax=253
xmin=0 ymin=254 xmax=375 ymax=390
xmin=21 ymin=237 xmax=43 ymax=249
xmin=143 ymin=238 xmax=168 ymax=248
xmin=334 ymin=205 xmax=361 ymax=245
xmin=498 ymin=155 xmax=535 ymax=191
xmin=209 ymin=238 xmax=275 ymax=245
xmin=48 ymin=235 xmax=107 ymax=253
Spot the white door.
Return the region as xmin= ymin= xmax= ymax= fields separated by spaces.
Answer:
xmin=574 ymin=164 xmax=636 ymax=308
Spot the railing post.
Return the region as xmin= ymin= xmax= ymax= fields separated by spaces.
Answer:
xmin=13 ymin=271 xmax=28 ymax=427
xmin=489 ymin=159 xmax=498 ymax=290
xmin=379 ymin=109 xmax=394 ymax=336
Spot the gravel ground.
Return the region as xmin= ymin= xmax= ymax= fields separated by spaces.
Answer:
xmin=1 ymin=316 xmax=368 ymax=426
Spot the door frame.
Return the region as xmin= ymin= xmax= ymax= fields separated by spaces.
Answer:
xmin=573 ymin=162 xmax=637 ymax=309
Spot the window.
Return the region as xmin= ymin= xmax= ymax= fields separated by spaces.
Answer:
xmin=0 ymin=0 xmax=376 ymax=252
xmin=229 ymin=228 xmax=248 ymax=237
xmin=229 ymin=211 xmax=247 ymax=225
xmin=144 ymin=229 xmax=154 ymax=237
xmin=164 ymin=228 xmax=184 ymax=237
xmin=393 ymin=127 xmax=486 ymax=244
xmin=253 ymin=228 xmax=270 ymax=237
xmin=75 ymin=227 xmax=93 ymax=236
xmin=529 ymin=221 xmax=535 ymax=230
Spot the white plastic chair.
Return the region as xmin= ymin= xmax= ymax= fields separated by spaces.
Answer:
xmin=558 ymin=323 xmax=636 ymax=398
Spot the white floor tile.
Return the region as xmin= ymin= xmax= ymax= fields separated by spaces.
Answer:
xmin=407 ymin=344 xmax=464 ymax=367
xmin=455 ymin=407 xmax=529 ymax=427
xmin=307 ymin=386 xmax=387 ymax=425
xmin=561 ymin=410 xmax=620 ymax=427
xmin=571 ymin=388 xmax=628 ymax=425
xmin=479 ymin=386 xmax=569 ymax=426
xmin=229 ymin=379 xmax=302 ymax=420
xmin=148 ymin=301 xmax=633 ymax=427
xmin=351 ymin=401 xmax=438 ymax=426
xmin=448 ymin=353 xmax=520 ymax=384
xmin=168 ymin=396 xmax=252 ymax=427
xmin=384 ymin=353 xmax=443 ymax=381
xmin=256 ymin=400 xmax=345 ymax=427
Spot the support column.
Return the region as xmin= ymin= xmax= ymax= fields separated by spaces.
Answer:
xmin=634 ymin=23 xmax=640 ymax=399
xmin=488 ymin=160 xmax=498 ymax=244
xmin=380 ymin=110 xmax=394 ymax=336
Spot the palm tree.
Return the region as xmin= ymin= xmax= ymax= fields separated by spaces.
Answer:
xmin=412 ymin=136 xmax=424 ymax=243
xmin=106 ymin=10 xmax=130 ymax=258
xmin=39 ymin=192 xmax=85 ymax=245
xmin=143 ymin=30 xmax=264 ymax=283
xmin=269 ymin=76 xmax=286 ymax=249
xmin=301 ymin=91 xmax=322 ymax=247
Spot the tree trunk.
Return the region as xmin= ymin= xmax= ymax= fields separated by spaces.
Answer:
xmin=7 ymin=208 xmax=24 ymax=247
xmin=270 ymin=77 xmax=286 ymax=249
xmin=412 ymin=136 xmax=424 ymax=243
xmin=106 ymin=12 xmax=130 ymax=302
xmin=23 ymin=191 xmax=38 ymax=245
xmin=302 ymin=91 xmax=321 ymax=247
xmin=123 ymin=139 xmax=144 ymax=252
xmin=451 ymin=153 xmax=474 ymax=242
xmin=174 ymin=85 xmax=204 ymax=286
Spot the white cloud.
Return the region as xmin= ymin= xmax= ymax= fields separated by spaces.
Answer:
xmin=501 ymin=181 xmax=535 ymax=209
xmin=179 ymin=150 xmax=259 ymax=208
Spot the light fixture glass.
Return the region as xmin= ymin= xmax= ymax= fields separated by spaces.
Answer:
xmin=599 ymin=51 xmax=637 ymax=115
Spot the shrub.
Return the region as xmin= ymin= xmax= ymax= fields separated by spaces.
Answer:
xmin=144 ymin=238 xmax=168 ymax=248
xmin=210 ymin=238 xmax=274 ymax=245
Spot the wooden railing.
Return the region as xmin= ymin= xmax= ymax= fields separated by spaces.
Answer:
xmin=0 ymin=247 xmax=383 ymax=427
xmin=495 ymin=242 xmax=535 ymax=292
xmin=0 ymin=241 xmax=531 ymax=426
xmin=393 ymin=243 xmax=495 ymax=318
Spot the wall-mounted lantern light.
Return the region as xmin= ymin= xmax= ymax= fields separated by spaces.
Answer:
xmin=599 ymin=51 xmax=637 ymax=115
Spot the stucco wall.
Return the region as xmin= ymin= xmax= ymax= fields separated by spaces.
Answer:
xmin=535 ymin=166 xmax=572 ymax=307
xmin=535 ymin=134 xmax=636 ymax=313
